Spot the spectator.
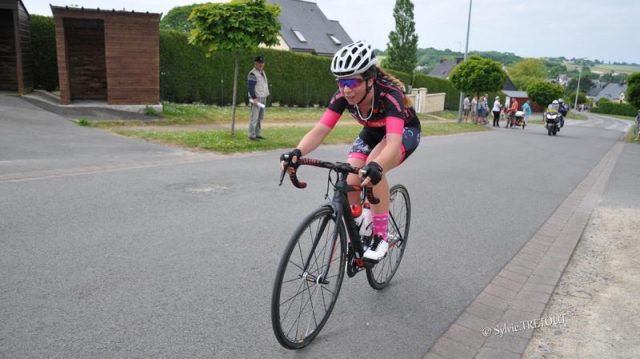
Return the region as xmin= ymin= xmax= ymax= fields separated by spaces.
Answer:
xmin=492 ymin=96 xmax=502 ymax=127
xmin=522 ymin=100 xmax=532 ymax=123
xmin=247 ymin=55 xmax=270 ymax=140
xmin=470 ymin=96 xmax=478 ymax=124
xmin=463 ymin=96 xmax=471 ymax=123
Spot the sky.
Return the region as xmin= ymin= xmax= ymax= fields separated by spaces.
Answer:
xmin=23 ymin=0 xmax=640 ymax=64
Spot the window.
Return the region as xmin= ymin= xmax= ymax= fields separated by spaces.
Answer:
xmin=328 ymin=33 xmax=341 ymax=45
xmin=292 ymin=29 xmax=307 ymax=43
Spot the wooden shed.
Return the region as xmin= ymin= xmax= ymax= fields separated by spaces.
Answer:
xmin=51 ymin=6 xmax=160 ymax=105
xmin=0 ymin=0 xmax=32 ymax=94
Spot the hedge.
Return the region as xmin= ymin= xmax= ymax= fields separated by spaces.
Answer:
xmin=591 ymin=99 xmax=638 ymax=117
xmin=160 ymin=30 xmax=337 ymax=106
xmin=30 ymin=15 xmax=58 ymax=91
xmin=26 ymin=25 xmax=463 ymax=109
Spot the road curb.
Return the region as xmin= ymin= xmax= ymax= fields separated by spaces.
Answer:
xmin=423 ymin=141 xmax=625 ymax=359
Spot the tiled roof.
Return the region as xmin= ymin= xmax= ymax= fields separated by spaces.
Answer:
xmin=594 ymin=83 xmax=627 ymax=101
xmin=269 ymin=0 xmax=353 ymax=56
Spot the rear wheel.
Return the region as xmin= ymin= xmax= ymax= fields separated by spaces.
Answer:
xmin=366 ymin=184 xmax=411 ymax=290
xmin=271 ymin=206 xmax=346 ymax=349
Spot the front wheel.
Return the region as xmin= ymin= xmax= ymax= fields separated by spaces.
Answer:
xmin=271 ymin=206 xmax=346 ymax=349
xmin=366 ymin=184 xmax=411 ymax=290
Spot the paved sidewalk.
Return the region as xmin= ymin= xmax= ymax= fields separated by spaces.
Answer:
xmin=424 ymin=141 xmax=625 ymax=358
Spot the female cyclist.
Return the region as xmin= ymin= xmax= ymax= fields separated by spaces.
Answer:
xmin=280 ymin=40 xmax=421 ymax=261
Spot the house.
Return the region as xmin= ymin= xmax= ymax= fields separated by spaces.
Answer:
xmin=0 ymin=0 xmax=32 ymax=94
xmin=268 ymin=0 xmax=352 ymax=56
xmin=428 ymin=58 xmax=463 ymax=79
xmin=593 ymin=82 xmax=628 ymax=102
xmin=587 ymin=80 xmax=605 ymax=97
xmin=557 ymin=74 xmax=569 ymax=87
xmin=502 ymin=90 xmax=545 ymax=112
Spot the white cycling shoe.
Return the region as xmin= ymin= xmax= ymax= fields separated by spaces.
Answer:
xmin=363 ymin=237 xmax=388 ymax=261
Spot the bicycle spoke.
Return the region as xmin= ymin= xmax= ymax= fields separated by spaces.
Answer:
xmin=272 ymin=207 xmax=346 ymax=348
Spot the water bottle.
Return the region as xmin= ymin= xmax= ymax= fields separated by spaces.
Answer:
xmin=351 ymin=204 xmax=373 ymax=237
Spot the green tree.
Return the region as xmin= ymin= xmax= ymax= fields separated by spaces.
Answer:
xmin=30 ymin=15 xmax=58 ymax=91
xmin=189 ymin=0 xmax=280 ymax=135
xmin=565 ymin=91 xmax=587 ymax=106
xmin=625 ymin=73 xmax=640 ymax=109
xmin=449 ymin=55 xmax=506 ymax=95
xmin=544 ymin=60 xmax=567 ymax=80
xmin=508 ymin=58 xmax=547 ymax=90
xmin=160 ymin=4 xmax=198 ymax=33
xmin=527 ymin=80 xmax=564 ymax=109
xmin=385 ymin=0 xmax=418 ymax=74
xmin=565 ymin=76 xmax=594 ymax=95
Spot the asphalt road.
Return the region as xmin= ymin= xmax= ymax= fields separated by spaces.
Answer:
xmin=0 ymin=95 xmax=630 ymax=359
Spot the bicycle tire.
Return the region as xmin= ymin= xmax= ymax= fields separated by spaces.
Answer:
xmin=271 ymin=206 xmax=346 ymax=349
xmin=366 ymin=184 xmax=411 ymax=290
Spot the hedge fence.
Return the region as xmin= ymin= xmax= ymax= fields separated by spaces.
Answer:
xmin=29 ymin=23 xmax=461 ymax=109
xmin=591 ymin=99 xmax=638 ymax=117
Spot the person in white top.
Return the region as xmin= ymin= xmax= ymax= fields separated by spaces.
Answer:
xmin=492 ymin=96 xmax=502 ymax=127
xmin=463 ymin=96 xmax=471 ymax=123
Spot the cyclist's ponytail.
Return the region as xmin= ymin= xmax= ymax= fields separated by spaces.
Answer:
xmin=375 ymin=66 xmax=413 ymax=107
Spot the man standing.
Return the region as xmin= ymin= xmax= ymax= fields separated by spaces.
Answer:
xmin=247 ymin=55 xmax=269 ymax=140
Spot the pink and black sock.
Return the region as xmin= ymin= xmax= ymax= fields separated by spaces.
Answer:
xmin=372 ymin=212 xmax=389 ymax=242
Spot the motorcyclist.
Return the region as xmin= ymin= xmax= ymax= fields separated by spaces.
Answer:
xmin=558 ymin=99 xmax=567 ymax=128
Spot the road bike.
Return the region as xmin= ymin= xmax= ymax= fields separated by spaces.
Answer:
xmin=271 ymin=157 xmax=411 ymax=349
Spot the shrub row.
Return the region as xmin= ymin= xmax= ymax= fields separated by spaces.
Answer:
xmin=29 ymin=24 xmax=460 ymax=109
xmin=160 ymin=30 xmax=337 ymax=106
xmin=591 ymin=98 xmax=638 ymax=117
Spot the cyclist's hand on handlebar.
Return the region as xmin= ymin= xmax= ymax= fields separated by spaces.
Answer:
xmin=280 ymin=148 xmax=302 ymax=170
xmin=359 ymin=161 xmax=383 ymax=186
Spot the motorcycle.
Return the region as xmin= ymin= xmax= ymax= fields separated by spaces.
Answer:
xmin=506 ymin=110 xmax=526 ymax=129
xmin=545 ymin=111 xmax=561 ymax=136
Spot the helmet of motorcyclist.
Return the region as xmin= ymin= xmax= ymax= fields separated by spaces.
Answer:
xmin=558 ymin=99 xmax=564 ymax=103
xmin=331 ymin=40 xmax=377 ymax=79
xmin=552 ymin=100 xmax=559 ymax=104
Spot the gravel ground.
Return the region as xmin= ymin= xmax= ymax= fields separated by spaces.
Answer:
xmin=523 ymin=206 xmax=640 ymax=358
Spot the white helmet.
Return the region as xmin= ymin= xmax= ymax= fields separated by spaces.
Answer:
xmin=331 ymin=40 xmax=377 ymax=79
xmin=558 ymin=99 xmax=564 ymax=103
xmin=552 ymin=100 xmax=559 ymax=104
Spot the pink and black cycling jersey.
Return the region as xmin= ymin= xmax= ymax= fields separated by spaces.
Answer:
xmin=320 ymin=78 xmax=420 ymax=133
xmin=319 ymin=78 xmax=421 ymax=163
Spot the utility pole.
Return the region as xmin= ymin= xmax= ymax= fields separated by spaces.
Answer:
xmin=574 ymin=66 xmax=582 ymax=110
xmin=457 ymin=0 xmax=473 ymax=122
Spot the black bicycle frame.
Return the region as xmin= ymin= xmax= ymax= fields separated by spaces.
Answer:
xmin=282 ymin=158 xmax=403 ymax=283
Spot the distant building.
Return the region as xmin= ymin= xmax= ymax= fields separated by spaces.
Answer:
xmin=557 ymin=74 xmax=569 ymax=87
xmin=269 ymin=0 xmax=352 ymax=56
xmin=428 ymin=58 xmax=463 ymax=79
xmin=593 ymin=83 xmax=628 ymax=102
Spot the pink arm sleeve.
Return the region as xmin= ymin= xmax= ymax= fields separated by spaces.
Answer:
xmin=319 ymin=109 xmax=341 ymax=129
xmin=385 ymin=116 xmax=405 ymax=135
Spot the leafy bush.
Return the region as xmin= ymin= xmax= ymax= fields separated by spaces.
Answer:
xmin=591 ymin=100 xmax=637 ymax=116
xmin=626 ymin=73 xmax=640 ymax=109
xmin=30 ymin=15 xmax=58 ymax=91
xmin=527 ymin=80 xmax=564 ymax=109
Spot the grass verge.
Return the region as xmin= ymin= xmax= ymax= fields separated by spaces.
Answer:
xmin=624 ymin=125 xmax=640 ymax=143
xmin=113 ymin=122 xmax=487 ymax=153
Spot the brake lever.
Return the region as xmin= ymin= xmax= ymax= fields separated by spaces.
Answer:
xmin=278 ymin=163 xmax=289 ymax=186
